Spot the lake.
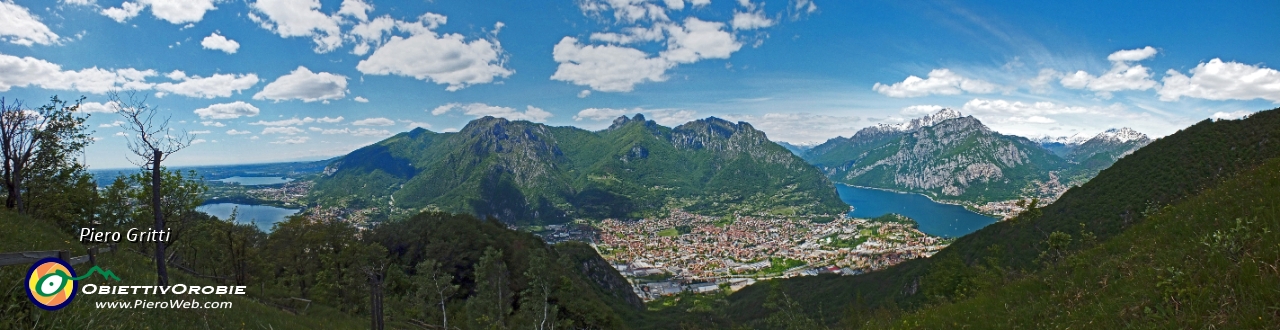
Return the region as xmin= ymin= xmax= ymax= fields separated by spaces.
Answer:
xmin=214 ymin=176 xmax=293 ymax=186
xmin=196 ymin=203 xmax=300 ymax=232
xmin=836 ymin=184 xmax=997 ymax=238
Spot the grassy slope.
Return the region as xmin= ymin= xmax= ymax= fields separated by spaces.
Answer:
xmin=872 ymin=157 xmax=1280 ymax=329
xmin=0 ymin=214 xmax=366 ymax=329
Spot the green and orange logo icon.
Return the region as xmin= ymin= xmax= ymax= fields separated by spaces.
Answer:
xmin=26 ymin=258 xmax=78 ymax=311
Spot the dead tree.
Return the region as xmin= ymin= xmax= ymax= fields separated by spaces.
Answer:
xmin=110 ymin=91 xmax=192 ymax=287
xmin=0 ymin=97 xmax=76 ymax=213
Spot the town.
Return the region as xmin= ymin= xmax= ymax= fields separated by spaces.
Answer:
xmin=536 ymin=210 xmax=952 ymax=301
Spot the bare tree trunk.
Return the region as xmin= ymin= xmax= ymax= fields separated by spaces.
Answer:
xmin=13 ymin=165 xmax=22 ymax=214
xmin=153 ymin=150 xmax=168 ymax=286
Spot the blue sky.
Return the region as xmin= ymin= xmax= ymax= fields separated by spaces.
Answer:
xmin=0 ymin=0 xmax=1276 ymax=168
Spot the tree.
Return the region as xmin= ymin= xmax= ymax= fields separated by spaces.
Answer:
xmin=519 ymin=250 xmax=556 ymax=330
xmin=470 ymin=247 xmax=512 ymax=329
xmin=415 ymin=260 xmax=458 ymax=329
xmin=0 ymin=96 xmax=92 ymax=215
xmin=110 ymin=91 xmax=193 ymax=286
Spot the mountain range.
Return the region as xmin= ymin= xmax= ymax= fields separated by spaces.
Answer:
xmin=795 ymin=109 xmax=1150 ymax=203
xmin=309 ymin=114 xmax=848 ymax=224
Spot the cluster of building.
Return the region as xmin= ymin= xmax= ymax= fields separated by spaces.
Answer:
xmin=245 ymin=181 xmax=313 ymax=207
xmin=573 ymin=210 xmax=952 ymax=299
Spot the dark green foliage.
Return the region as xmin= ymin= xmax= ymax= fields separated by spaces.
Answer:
xmin=310 ymin=115 xmax=847 ymax=225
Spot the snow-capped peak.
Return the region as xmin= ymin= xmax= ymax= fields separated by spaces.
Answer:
xmin=890 ymin=108 xmax=963 ymax=131
xmin=1032 ymin=132 xmax=1092 ymax=145
xmin=1092 ymin=127 xmax=1147 ymax=143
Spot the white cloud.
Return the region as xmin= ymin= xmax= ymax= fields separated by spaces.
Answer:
xmin=574 ymin=107 xmax=632 ymax=121
xmin=189 ymin=130 xmax=211 ymax=134
xmin=226 ymin=129 xmax=252 ymax=135
xmin=901 ymin=105 xmax=944 ymax=116
xmin=0 ymin=1 xmax=60 ymax=46
xmin=98 ymin=120 xmax=123 ymax=128
xmin=661 ymin=18 xmax=741 ymax=64
xmin=0 ymin=53 xmax=157 ymax=94
xmin=79 ymin=101 xmax=120 ymax=113
xmin=431 ymin=103 xmax=553 ymax=122
xmin=250 ymin=136 xmax=259 ymax=140
xmin=101 ymin=0 xmax=219 ymax=24
xmin=193 ymin=101 xmax=260 ymax=119
xmin=113 ymin=131 xmax=128 ymax=137
xmin=336 ymin=0 xmax=372 ymax=22
xmin=353 ymin=96 xmax=368 ymax=103
xmin=1059 ymin=46 xmax=1159 ymax=99
xmin=401 ymin=120 xmax=431 ymax=129
xmin=352 ymin=117 xmax=394 ymax=126
xmin=579 ymin=0 xmax=670 ymax=23
xmin=1107 ymin=46 xmax=1157 ymax=62
xmin=316 ymin=116 xmax=343 ymax=123
xmin=355 ymin=17 xmax=513 ymax=92
xmin=873 ymin=69 xmax=1001 ymax=97
xmin=731 ymin=10 xmax=774 ymax=30
xmin=791 ymin=0 xmax=818 ymax=18
xmin=270 ymin=136 xmax=309 ymax=144
xmin=1027 ymin=68 xmax=1059 ymax=94
xmin=1158 ymin=59 xmax=1280 ymax=103
xmin=200 ymin=121 xmax=225 ymax=127
xmin=200 ymin=32 xmax=240 ymax=54
xmin=250 ymin=117 xmax=315 ymax=126
xmin=351 ymin=128 xmax=390 ymax=136
xmin=551 ymin=37 xmax=671 ymax=92
xmin=250 ymin=0 xmax=343 ymax=53
xmin=101 ymin=2 xmax=145 ymax=23
xmin=61 ymin=0 xmax=96 ymax=5
xmin=577 ymin=90 xmax=592 ymax=98
xmin=262 ymin=126 xmax=304 ymax=135
xmin=254 ymin=66 xmax=347 ymax=102
xmin=589 ymin=26 xmax=665 ymax=45
xmin=1210 ymin=110 xmax=1254 ymax=121
xmin=191 ymin=138 xmax=207 ymax=144
xmin=154 ymin=70 xmax=259 ymax=98
xmin=962 ymin=98 xmax=1110 ymax=116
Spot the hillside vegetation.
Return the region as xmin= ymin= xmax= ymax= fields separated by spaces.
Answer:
xmin=311 ymin=114 xmax=847 ymax=224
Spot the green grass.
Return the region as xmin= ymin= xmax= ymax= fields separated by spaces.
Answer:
xmin=0 ymin=213 xmax=368 ymax=329
xmin=656 ymin=228 xmax=679 ymax=237
xmin=864 ymin=157 xmax=1280 ymax=329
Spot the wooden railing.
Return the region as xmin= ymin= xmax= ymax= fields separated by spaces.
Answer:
xmin=0 ymin=244 xmax=115 ymax=268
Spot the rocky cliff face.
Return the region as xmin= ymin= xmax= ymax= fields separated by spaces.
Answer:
xmin=805 ymin=109 xmax=1068 ymax=202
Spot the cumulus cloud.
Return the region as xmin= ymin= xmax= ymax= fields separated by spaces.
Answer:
xmin=189 ymin=130 xmax=211 ymax=134
xmin=102 ymin=0 xmax=219 ymax=24
xmin=353 ymin=96 xmax=368 ymax=103
xmin=98 ymin=120 xmax=123 ymax=128
xmin=731 ymin=1 xmax=775 ymax=31
xmin=551 ymin=37 xmax=671 ymax=92
xmin=262 ymin=126 xmax=304 ymax=135
xmin=1058 ymin=46 xmax=1159 ymax=99
xmin=661 ymin=18 xmax=741 ymax=64
xmin=577 ymin=90 xmax=592 ymax=98
xmin=155 ymin=70 xmax=259 ymax=98
xmin=191 ymin=138 xmax=207 ymax=144
xmin=254 ymin=66 xmax=347 ymax=102
xmin=200 ymin=121 xmax=225 ymax=127
xmin=249 ymin=0 xmax=350 ymax=53
xmin=193 ymin=101 xmax=260 ymax=119
xmin=1158 ymin=59 xmax=1280 ymax=103
xmin=336 ymin=0 xmax=373 ymax=22
xmin=1027 ymin=68 xmax=1059 ymax=94
xmin=431 ymin=103 xmax=553 ymax=122
xmin=0 ymin=53 xmax=156 ymax=93
xmin=226 ymin=129 xmax=252 ymax=135
xmin=355 ymin=16 xmax=512 ymax=91
xmin=352 ymin=117 xmax=394 ymax=126
xmin=316 ymin=116 xmax=343 ymax=123
xmin=201 ymin=32 xmax=240 ymax=54
xmin=79 ymin=101 xmax=120 ymax=113
xmin=250 ymin=117 xmax=315 ymax=126
xmin=873 ymin=69 xmax=1001 ymax=97
xmin=0 ymin=1 xmax=61 ymax=46
xmin=573 ymin=107 xmax=632 ymax=121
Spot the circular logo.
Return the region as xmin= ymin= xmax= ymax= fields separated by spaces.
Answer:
xmin=26 ymin=258 xmax=78 ymax=311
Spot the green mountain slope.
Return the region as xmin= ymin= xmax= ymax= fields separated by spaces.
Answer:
xmin=874 ymin=152 xmax=1280 ymax=329
xmin=311 ymin=114 xmax=846 ymax=224
xmin=716 ymin=107 xmax=1280 ymax=327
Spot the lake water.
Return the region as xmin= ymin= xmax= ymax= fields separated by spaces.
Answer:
xmin=214 ymin=176 xmax=293 ymax=186
xmin=836 ymin=184 xmax=997 ymax=238
xmin=196 ymin=203 xmax=299 ymax=232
